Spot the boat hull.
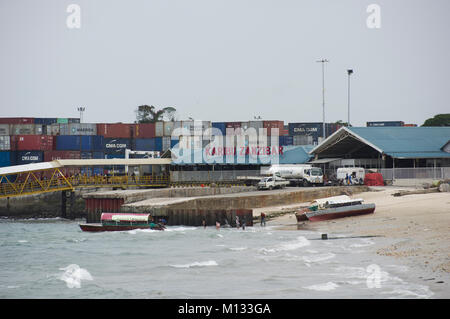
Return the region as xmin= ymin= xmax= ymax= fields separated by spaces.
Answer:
xmin=305 ymin=203 xmax=375 ymax=222
xmin=79 ymin=224 xmax=163 ymax=232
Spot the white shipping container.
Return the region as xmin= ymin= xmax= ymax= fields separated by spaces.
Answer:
xmin=0 ymin=124 xmax=10 ymax=136
xmin=155 ymin=122 xmax=164 ymax=137
xmin=49 ymin=124 xmax=60 ymax=136
xmin=293 ymin=135 xmax=313 ymax=145
xmin=11 ymin=124 xmax=42 ymax=135
xmin=163 ymin=121 xmax=174 ymax=136
xmin=60 ymin=123 xmax=97 ymax=135
xmin=0 ymin=136 xmax=10 ymax=150
xmin=162 ymin=136 xmax=171 ymax=151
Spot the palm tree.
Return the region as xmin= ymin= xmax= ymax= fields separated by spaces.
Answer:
xmin=135 ymin=105 xmax=177 ymax=123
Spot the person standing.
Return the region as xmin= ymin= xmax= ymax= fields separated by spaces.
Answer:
xmin=215 ymin=221 xmax=220 ymax=230
xmin=260 ymin=212 xmax=266 ymax=227
xmin=235 ymin=215 xmax=240 ymax=229
xmin=242 ymin=217 xmax=246 ymax=230
xmin=202 ymin=219 xmax=206 ymax=229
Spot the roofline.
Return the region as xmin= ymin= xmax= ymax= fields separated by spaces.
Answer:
xmin=309 ymin=126 xmax=384 ymax=155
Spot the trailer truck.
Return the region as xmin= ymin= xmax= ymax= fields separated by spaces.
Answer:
xmin=262 ymin=164 xmax=323 ymax=187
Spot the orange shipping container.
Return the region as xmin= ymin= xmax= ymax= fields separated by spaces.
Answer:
xmin=97 ymin=123 xmax=132 ymax=138
xmin=131 ymin=123 xmax=156 ymax=138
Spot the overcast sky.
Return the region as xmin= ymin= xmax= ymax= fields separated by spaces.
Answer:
xmin=1 ymin=0 xmax=449 ymax=126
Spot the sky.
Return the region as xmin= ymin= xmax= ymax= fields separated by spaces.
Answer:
xmin=0 ymin=0 xmax=449 ymax=126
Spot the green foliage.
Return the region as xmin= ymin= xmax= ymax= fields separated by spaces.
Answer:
xmin=135 ymin=105 xmax=176 ymax=123
xmin=422 ymin=114 xmax=450 ymax=127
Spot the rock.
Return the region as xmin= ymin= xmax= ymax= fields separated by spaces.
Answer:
xmin=438 ymin=183 xmax=450 ymax=192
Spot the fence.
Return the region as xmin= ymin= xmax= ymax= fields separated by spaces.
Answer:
xmin=376 ymin=167 xmax=450 ymax=180
xmin=170 ymin=170 xmax=260 ymax=182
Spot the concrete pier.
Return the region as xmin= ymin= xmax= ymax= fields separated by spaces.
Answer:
xmin=82 ymin=185 xmax=369 ymax=225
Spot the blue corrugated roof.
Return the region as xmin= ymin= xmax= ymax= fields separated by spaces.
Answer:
xmin=348 ymin=127 xmax=450 ymax=158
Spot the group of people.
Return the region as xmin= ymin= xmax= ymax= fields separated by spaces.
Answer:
xmin=201 ymin=212 xmax=267 ymax=230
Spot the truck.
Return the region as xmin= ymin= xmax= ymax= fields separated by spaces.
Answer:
xmin=262 ymin=164 xmax=324 ymax=187
xmin=336 ymin=167 xmax=365 ymax=185
xmin=257 ymin=173 xmax=289 ymax=190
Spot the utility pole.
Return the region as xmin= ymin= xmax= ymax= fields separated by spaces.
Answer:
xmin=77 ymin=106 xmax=85 ymax=123
xmin=316 ymin=59 xmax=329 ymax=140
xmin=347 ymin=69 xmax=353 ymax=127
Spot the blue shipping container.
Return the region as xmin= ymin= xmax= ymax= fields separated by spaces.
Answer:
xmin=103 ymin=138 xmax=131 ymax=152
xmin=57 ymin=135 xmax=104 ymax=151
xmin=105 ymin=152 xmax=125 ymax=159
xmin=154 ymin=137 xmax=163 ymax=152
xmin=15 ymin=151 xmax=43 ymax=165
xmin=0 ymin=151 xmax=11 ymax=167
xmin=279 ymin=136 xmax=293 ymax=146
xmin=34 ymin=118 xmax=58 ymax=125
xmin=212 ymin=122 xmax=226 ymax=135
xmin=135 ymin=138 xmax=156 ymax=151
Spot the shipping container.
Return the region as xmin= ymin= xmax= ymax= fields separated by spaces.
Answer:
xmin=163 ymin=121 xmax=174 ymax=137
xmin=155 ymin=122 xmax=164 ymax=137
xmin=293 ymin=135 xmax=313 ymax=145
xmin=288 ymin=122 xmax=340 ymax=138
xmin=249 ymin=121 xmax=263 ymax=131
xmin=366 ymin=121 xmax=404 ymax=127
xmin=131 ymin=123 xmax=155 ymax=139
xmin=59 ymin=123 xmax=97 ymax=135
xmin=226 ymin=122 xmax=241 ymax=129
xmin=279 ymin=136 xmax=293 ymax=146
xmin=212 ymin=122 xmax=226 ymax=135
xmin=68 ymin=118 xmax=81 ymax=123
xmin=0 ymin=136 xmax=10 ymax=151
xmin=263 ymin=120 xmax=284 ymax=136
xmin=34 ymin=118 xmax=57 ymax=125
xmin=0 ymin=118 xmax=34 ymax=124
xmin=57 ymin=118 xmax=68 ymax=124
xmin=135 ymin=138 xmax=155 ymax=151
xmin=162 ymin=136 xmax=171 ymax=151
xmin=0 ymin=151 xmax=12 ymax=167
xmin=44 ymin=150 xmax=81 ymax=161
xmin=15 ymin=151 xmax=43 ymax=165
xmin=13 ymin=135 xmax=54 ymax=151
xmin=154 ymin=137 xmax=163 ymax=151
xmin=0 ymin=124 xmax=10 ymax=136
xmin=402 ymin=123 xmax=417 ymax=127
xmin=10 ymin=124 xmax=42 ymax=135
xmin=97 ymin=123 xmax=132 ymax=138
xmin=49 ymin=124 xmax=60 ymax=136
xmin=103 ymin=138 xmax=131 ymax=152
xmin=105 ymin=151 xmax=125 ymax=159
xmin=56 ymin=135 xmax=104 ymax=151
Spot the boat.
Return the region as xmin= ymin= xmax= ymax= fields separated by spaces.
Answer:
xmin=295 ymin=195 xmax=375 ymax=222
xmin=79 ymin=213 xmax=165 ymax=232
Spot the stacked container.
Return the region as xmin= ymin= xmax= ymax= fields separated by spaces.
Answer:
xmin=263 ymin=120 xmax=284 ymax=136
xmin=13 ymin=135 xmax=54 ymax=151
xmin=59 ymin=123 xmax=97 ymax=135
xmin=97 ymin=123 xmax=132 ymax=138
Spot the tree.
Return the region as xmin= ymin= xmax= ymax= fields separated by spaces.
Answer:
xmin=135 ymin=105 xmax=177 ymax=123
xmin=422 ymin=114 xmax=450 ymax=127
xmin=335 ymin=120 xmax=349 ymax=127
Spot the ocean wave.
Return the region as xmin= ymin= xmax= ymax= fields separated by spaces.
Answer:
xmin=259 ymin=236 xmax=310 ymax=254
xmin=229 ymin=247 xmax=247 ymax=251
xmin=304 ymin=282 xmax=339 ymax=291
xmin=59 ymin=264 xmax=93 ymax=288
xmin=169 ymin=260 xmax=218 ymax=268
xmin=302 ymin=253 xmax=336 ymax=263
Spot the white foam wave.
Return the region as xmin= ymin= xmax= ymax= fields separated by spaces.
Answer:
xmin=18 ymin=240 xmax=28 ymax=243
xmin=350 ymin=238 xmax=375 ymax=248
xmin=59 ymin=264 xmax=93 ymax=288
xmin=259 ymin=236 xmax=310 ymax=254
xmin=302 ymin=253 xmax=336 ymax=263
xmin=304 ymin=282 xmax=339 ymax=291
xmin=170 ymin=260 xmax=218 ymax=268
xmin=229 ymin=247 xmax=247 ymax=251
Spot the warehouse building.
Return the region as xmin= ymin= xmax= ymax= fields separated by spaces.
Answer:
xmin=309 ymin=126 xmax=450 ymax=170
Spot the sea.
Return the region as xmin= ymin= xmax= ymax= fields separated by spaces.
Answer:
xmin=0 ymin=218 xmax=443 ymax=299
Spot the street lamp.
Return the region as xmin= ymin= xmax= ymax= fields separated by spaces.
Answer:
xmin=316 ymin=59 xmax=329 ymax=140
xmin=77 ymin=107 xmax=85 ymax=123
xmin=347 ymin=69 xmax=353 ymax=127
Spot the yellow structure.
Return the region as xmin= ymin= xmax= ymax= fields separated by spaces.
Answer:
xmin=0 ymin=159 xmax=171 ymax=199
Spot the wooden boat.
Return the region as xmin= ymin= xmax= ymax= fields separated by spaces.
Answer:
xmin=79 ymin=213 xmax=165 ymax=232
xmin=295 ymin=195 xmax=375 ymax=222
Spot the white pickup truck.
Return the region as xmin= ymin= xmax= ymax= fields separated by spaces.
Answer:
xmin=257 ymin=174 xmax=289 ymax=190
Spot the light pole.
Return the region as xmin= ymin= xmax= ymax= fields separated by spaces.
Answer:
xmin=316 ymin=59 xmax=329 ymax=140
xmin=347 ymin=69 xmax=353 ymax=127
xmin=77 ymin=107 xmax=85 ymax=123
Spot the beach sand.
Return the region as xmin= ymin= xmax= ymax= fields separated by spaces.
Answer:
xmin=259 ymin=186 xmax=450 ymax=295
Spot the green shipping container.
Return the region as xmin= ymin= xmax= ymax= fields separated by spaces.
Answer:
xmin=57 ymin=118 xmax=69 ymax=124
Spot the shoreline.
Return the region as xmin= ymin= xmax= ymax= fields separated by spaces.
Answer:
xmin=265 ymin=186 xmax=450 ymax=297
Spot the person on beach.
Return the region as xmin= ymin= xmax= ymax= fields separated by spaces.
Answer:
xmin=216 ymin=221 xmax=220 ymax=230
xmin=202 ymin=219 xmax=206 ymax=229
xmin=235 ymin=216 xmax=240 ymax=229
xmin=260 ymin=212 xmax=266 ymax=227
xmin=242 ymin=217 xmax=246 ymax=230
xmin=345 ymin=173 xmax=349 ymax=185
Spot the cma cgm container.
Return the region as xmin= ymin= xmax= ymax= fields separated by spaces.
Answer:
xmin=97 ymin=123 xmax=132 ymax=138
xmin=263 ymin=120 xmax=284 ymax=136
xmin=0 ymin=136 xmax=10 ymax=150
xmin=13 ymin=135 xmax=54 ymax=151
xmin=56 ymin=135 xmax=104 ymax=151
xmin=0 ymin=118 xmax=34 ymax=124
xmin=44 ymin=150 xmax=81 ymax=161
xmin=59 ymin=123 xmax=97 ymax=135
xmin=366 ymin=121 xmax=404 ymax=127
xmin=15 ymin=151 xmax=43 ymax=165
xmin=103 ymin=138 xmax=131 ymax=152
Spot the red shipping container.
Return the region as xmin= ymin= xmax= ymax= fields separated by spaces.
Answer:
xmin=97 ymin=123 xmax=132 ymax=138
xmin=44 ymin=150 xmax=81 ymax=162
xmin=280 ymin=129 xmax=289 ymax=136
xmin=132 ymin=123 xmax=155 ymax=138
xmin=13 ymin=135 xmax=54 ymax=151
xmin=226 ymin=122 xmax=241 ymax=129
xmin=403 ymin=124 xmax=417 ymax=127
xmin=0 ymin=117 xmax=34 ymax=124
xmin=263 ymin=120 xmax=284 ymax=135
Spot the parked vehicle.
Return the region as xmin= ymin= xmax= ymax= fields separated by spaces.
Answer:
xmin=263 ymin=164 xmax=323 ymax=187
xmin=257 ymin=174 xmax=289 ymax=190
xmin=336 ymin=167 xmax=365 ymax=185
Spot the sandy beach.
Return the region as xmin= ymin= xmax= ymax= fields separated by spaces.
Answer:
xmin=260 ymin=186 xmax=450 ymax=295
